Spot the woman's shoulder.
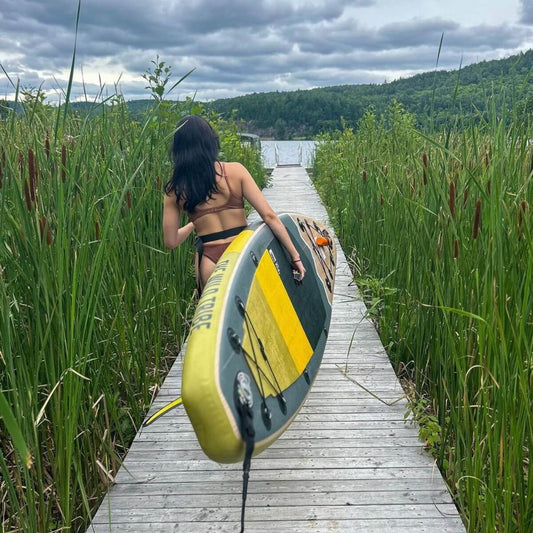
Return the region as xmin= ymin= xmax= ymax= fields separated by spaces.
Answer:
xmin=221 ymin=161 xmax=246 ymax=174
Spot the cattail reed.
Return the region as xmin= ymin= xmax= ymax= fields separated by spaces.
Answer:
xmin=61 ymin=145 xmax=67 ymax=182
xmin=380 ymin=194 xmax=384 ymax=206
xmin=94 ymin=220 xmax=101 ymax=240
xmin=362 ymin=170 xmax=367 ymax=183
xmin=473 ymin=199 xmax=482 ymax=239
xmin=486 ymin=179 xmax=491 ymax=196
xmin=422 ymin=153 xmax=428 ymax=185
xmin=39 ymin=217 xmax=52 ymax=245
xmin=449 ymin=181 xmax=456 ymax=218
xmin=28 ymin=149 xmax=37 ymax=203
xmin=126 ymin=190 xmax=132 ymax=209
xmin=24 ymin=180 xmax=33 ymax=211
xmin=485 ymin=150 xmax=489 ymax=170
xmin=18 ymin=151 xmax=24 ymax=177
xmin=518 ymin=200 xmax=528 ymax=228
xmin=45 ymin=135 xmax=50 ymax=159
xmin=454 ymin=239 xmax=459 ymax=259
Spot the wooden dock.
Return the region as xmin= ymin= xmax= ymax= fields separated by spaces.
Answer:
xmin=89 ymin=166 xmax=465 ymax=532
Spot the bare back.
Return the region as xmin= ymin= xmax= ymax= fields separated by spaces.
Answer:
xmin=185 ymin=162 xmax=247 ymax=238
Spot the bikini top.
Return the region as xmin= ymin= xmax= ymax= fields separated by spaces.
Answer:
xmin=187 ymin=172 xmax=244 ymax=222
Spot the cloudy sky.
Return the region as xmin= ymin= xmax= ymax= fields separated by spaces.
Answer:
xmin=1 ymin=0 xmax=532 ymax=103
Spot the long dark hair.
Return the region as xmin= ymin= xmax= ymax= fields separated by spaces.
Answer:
xmin=165 ymin=115 xmax=221 ymax=212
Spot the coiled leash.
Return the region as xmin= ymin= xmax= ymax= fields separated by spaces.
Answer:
xmin=234 ymin=371 xmax=255 ymax=533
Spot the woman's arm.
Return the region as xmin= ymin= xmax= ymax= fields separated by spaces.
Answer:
xmin=163 ymin=193 xmax=195 ymax=249
xmin=238 ymin=164 xmax=306 ymax=279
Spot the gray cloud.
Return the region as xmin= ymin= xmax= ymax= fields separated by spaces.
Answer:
xmin=0 ymin=0 xmax=530 ymax=103
xmin=520 ymin=0 xmax=533 ymax=24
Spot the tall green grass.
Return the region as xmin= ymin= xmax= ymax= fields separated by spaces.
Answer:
xmin=313 ymin=101 xmax=533 ymax=532
xmin=0 ymin=91 xmax=265 ymax=531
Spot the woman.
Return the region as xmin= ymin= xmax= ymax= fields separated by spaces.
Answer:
xmin=163 ymin=115 xmax=306 ymax=291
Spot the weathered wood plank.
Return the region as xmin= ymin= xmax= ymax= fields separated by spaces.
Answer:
xmin=92 ymin=503 xmax=461 ymax=523
xmin=88 ymin=166 xmax=463 ymax=532
xmin=89 ymin=519 xmax=464 ymax=533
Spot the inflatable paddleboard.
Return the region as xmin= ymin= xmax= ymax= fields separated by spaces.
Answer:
xmin=182 ymin=213 xmax=336 ymax=463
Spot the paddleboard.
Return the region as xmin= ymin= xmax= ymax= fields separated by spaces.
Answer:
xmin=182 ymin=213 xmax=336 ymax=463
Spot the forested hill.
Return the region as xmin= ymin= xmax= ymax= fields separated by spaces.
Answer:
xmin=207 ymin=49 xmax=533 ymax=138
xmin=5 ymin=50 xmax=530 ymax=137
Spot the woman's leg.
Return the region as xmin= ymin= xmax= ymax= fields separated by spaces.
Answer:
xmin=199 ymin=256 xmax=216 ymax=290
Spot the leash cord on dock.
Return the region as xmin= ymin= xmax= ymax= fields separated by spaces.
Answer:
xmin=234 ymin=372 xmax=256 ymax=533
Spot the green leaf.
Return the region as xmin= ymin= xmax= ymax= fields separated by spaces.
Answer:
xmin=0 ymin=391 xmax=32 ymax=468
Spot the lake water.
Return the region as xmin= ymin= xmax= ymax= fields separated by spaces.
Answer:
xmin=261 ymin=140 xmax=317 ymax=168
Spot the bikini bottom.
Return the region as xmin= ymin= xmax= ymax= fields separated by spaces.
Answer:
xmin=202 ymin=242 xmax=231 ymax=264
xmin=195 ymin=225 xmax=247 ymax=265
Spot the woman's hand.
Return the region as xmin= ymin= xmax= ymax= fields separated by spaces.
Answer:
xmin=291 ymin=257 xmax=306 ymax=282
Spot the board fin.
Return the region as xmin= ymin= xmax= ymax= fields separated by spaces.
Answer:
xmin=143 ymin=397 xmax=183 ymax=427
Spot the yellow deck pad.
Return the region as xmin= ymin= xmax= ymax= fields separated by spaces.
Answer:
xmin=242 ymin=251 xmax=312 ymax=397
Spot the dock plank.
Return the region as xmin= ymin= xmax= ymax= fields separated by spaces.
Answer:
xmin=88 ymin=166 xmax=464 ymax=531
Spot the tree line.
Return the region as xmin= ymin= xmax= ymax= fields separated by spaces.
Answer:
xmin=208 ymin=49 xmax=533 ymax=138
xmin=2 ymin=49 xmax=531 ymax=138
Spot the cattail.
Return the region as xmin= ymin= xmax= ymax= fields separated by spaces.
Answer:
xmin=126 ymin=190 xmax=132 ymax=209
xmin=418 ymin=156 xmax=426 ymax=186
xmin=473 ymin=199 xmax=482 ymax=239
xmin=358 ymin=211 xmax=362 ymax=220
xmin=24 ymin=180 xmax=33 ymax=211
xmin=39 ymin=217 xmax=52 ymax=245
xmin=95 ymin=220 xmax=101 ymax=240
xmin=463 ymin=187 xmax=469 ymax=206
xmin=449 ymin=181 xmax=456 ymax=218
xmin=362 ymin=170 xmax=367 ymax=183
xmin=380 ymin=194 xmax=384 ymax=206
xmin=454 ymin=239 xmax=459 ymax=259
xmin=156 ymin=177 xmax=162 ymax=190
xmin=28 ymin=148 xmax=37 ymax=202
xmin=100 ymin=143 xmax=105 ymax=158
xmin=518 ymin=200 xmax=528 ymax=228
xmin=45 ymin=135 xmax=50 ymax=159
xmin=486 ymin=179 xmax=491 ymax=196
xmin=61 ymin=145 xmax=67 ymax=182
xmin=485 ymin=151 xmax=489 ymax=170
xmin=18 ymin=151 xmax=24 ymax=177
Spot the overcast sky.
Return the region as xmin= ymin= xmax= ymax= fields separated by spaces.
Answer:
xmin=1 ymin=0 xmax=532 ymax=103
